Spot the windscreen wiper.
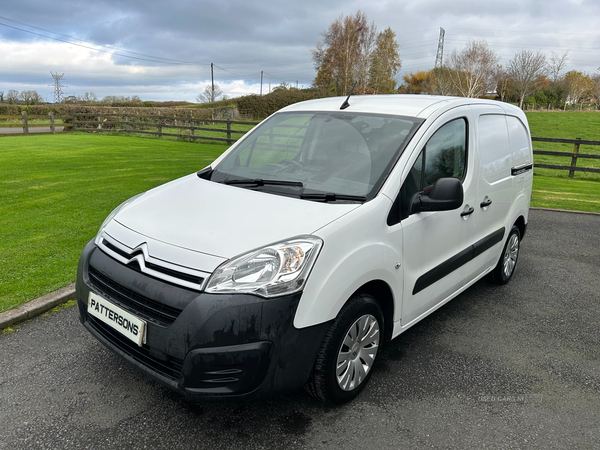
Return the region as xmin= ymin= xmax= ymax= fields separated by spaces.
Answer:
xmin=299 ymin=192 xmax=366 ymax=202
xmin=224 ymin=178 xmax=304 ymax=188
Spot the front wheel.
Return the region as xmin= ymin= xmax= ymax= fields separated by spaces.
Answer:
xmin=305 ymin=293 xmax=383 ymax=404
xmin=488 ymin=225 xmax=521 ymax=284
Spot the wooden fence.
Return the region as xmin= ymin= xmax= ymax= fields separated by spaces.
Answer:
xmin=67 ymin=113 xmax=259 ymax=145
xmin=532 ymin=137 xmax=600 ymax=178
xmin=5 ymin=113 xmax=600 ymax=178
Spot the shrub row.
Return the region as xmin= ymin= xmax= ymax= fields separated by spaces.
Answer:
xmin=236 ymin=88 xmax=334 ymax=119
xmin=0 ymin=104 xmax=216 ymax=118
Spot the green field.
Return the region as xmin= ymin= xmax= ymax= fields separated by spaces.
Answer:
xmin=1 ymin=111 xmax=599 ymax=313
xmin=0 ymin=133 xmax=226 ymax=313
xmin=526 ymin=111 xmax=600 ymax=182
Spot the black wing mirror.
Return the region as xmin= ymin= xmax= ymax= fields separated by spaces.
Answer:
xmin=410 ymin=177 xmax=464 ymax=215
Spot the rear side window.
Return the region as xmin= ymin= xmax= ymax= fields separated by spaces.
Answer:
xmin=478 ymin=115 xmax=511 ymax=183
xmin=397 ymin=118 xmax=467 ymax=220
xmin=506 ymin=116 xmax=531 ymax=162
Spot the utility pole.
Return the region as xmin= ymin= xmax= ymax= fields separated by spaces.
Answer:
xmin=268 ymin=75 xmax=271 ymax=94
xmin=211 ymin=63 xmax=214 ymax=102
xmin=50 ymin=72 xmax=66 ymax=104
xmin=435 ymin=28 xmax=445 ymax=69
xmin=260 ymin=71 xmax=263 ymax=95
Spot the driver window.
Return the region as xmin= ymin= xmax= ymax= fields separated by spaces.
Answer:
xmin=399 ymin=118 xmax=467 ymax=220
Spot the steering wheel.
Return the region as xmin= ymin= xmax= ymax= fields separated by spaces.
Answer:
xmin=279 ymin=159 xmax=303 ymax=170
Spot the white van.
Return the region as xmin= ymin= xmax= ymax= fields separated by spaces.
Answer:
xmin=76 ymin=95 xmax=533 ymax=403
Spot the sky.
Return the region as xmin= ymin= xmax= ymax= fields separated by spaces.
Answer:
xmin=1 ymin=0 xmax=599 ymax=102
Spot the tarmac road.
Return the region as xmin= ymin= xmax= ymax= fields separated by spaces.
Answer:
xmin=1 ymin=209 xmax=599 ymax=450
xmin=0 ymin=126 xmax=64 ymax=135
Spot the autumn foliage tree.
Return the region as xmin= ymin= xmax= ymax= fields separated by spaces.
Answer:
xmin=368 ymin=28 xmax=401 ymax=94
xmin=564 ymin=70 xmax=595 ymax=106
xmin=312 ymin=12 xmax=400 ymax=95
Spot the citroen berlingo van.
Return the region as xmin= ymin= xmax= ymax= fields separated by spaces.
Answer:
xmin=76 ymin=95 xmax=533 ymax=403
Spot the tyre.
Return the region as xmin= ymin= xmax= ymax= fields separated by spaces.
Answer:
xmin=488 ymin=225 xmax=521 ymax=285
xmin=305 ymin=293 xmax=383 ymax=404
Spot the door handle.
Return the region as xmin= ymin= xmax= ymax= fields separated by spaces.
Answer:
xmin=480 ymin=198 xmax=492 ymax=208
xmin=460 ymin=206 xmax=474 ymax=217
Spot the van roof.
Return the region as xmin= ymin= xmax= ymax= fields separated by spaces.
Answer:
xmin=280 ymin=94 xmax=513 ymax=119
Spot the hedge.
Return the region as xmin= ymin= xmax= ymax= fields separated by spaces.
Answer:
xmin=236 ymin=88 xmax=334 ymax=119
xmin=0 ymin=104 xmax=216 ymax=118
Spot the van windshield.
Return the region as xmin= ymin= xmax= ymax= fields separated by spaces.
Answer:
xmin=211 ymin=111 xmax=423 ymax=202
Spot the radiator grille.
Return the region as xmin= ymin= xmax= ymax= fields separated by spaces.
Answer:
xmin=88 ymin=266 xmax=182 ymax=327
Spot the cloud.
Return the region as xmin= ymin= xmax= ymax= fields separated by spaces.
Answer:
xmin=1 ymin=0 xmax=599 ymax=101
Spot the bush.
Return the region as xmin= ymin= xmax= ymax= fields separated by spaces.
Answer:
xmin=236 ymin=88 xmax=333 ymax=119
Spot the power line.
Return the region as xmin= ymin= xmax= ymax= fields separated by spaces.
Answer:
xmin=0 ymin=20 xmax=204 ymax=66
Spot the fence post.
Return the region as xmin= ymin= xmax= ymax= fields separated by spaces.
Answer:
xmin=125 ymin=115 xmax=131 ymax=136
xmin=21 ymin=111 xmax=29 ymax=135
xmin=97 ymin=115 xmax=102 ymax=130
xmin=568 ymin=138 xmax=581 ymax=179
xmin=49 ymin=112 xmax=55 ymax=134
xmin=157 ymin=118 xmax=162 ymax=138
xmin=227 ymin=120 xmax=232 ymax=145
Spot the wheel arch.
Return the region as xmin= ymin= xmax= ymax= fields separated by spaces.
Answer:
xmin=514 ymin=214 xmax=527 ymax=240
xmin=352 ymin=280 xmax=395 ymax=342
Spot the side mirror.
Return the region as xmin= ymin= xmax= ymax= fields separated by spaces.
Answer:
xmin=410 ymin=177 xmax=464 ymax=214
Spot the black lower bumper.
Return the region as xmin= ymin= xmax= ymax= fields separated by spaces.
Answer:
xmin=76 ymin=240 xmax=330 ymax=401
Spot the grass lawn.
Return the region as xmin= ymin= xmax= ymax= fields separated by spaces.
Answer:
xmin=525 ymin=112 xmax=600 ymax=213
xmin=0 ymin=133 xmax=227 ymax=313
xmin=532 ymin=175 xmax=600 ymax=212
xmin=1 ymin=112 xmax=600 ymax=313
xmin=526 ymin=111 xmax=600 ymax=182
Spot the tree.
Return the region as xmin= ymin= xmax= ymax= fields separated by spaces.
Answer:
xmin=7 ymin=90 xmax=19 ymax=104
xmin=0 ymin=91 xmax=3 ymax=103
xmin=312 ymin=11 xmax=377 ymax=95
xmin=496 ymin=68 xmax=514 ymax=102
xmin=78 ymin=92 xmax=98 ymax=103
xmin=508 ymin=50 xmax=547 ymax=109
xmin=548 ymin=50 xmax=569 ymax=82
xmin=197 ymin=83 xmax=224 ymax=103
xmin=445 ymin=40 xmax=499 ymax=98
xmin=398 ymin=70 xmax=434 ymax=94
xmin=564 ymin=70 xmax=595 ymax=106
xmin=19 ymin=90 xmax=44 ymax=105
xmin=368 ymin=28 xmax=401 ymax=94
xmin=592 ymin=73 xmax=600 ymax=109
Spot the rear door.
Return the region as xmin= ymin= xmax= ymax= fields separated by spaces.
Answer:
xmin=468 ymin=107 xmax=514 ymax=277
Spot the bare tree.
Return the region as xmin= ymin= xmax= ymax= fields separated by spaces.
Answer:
xmin=445 ymin=40 xmax=499 ymax=98
xmin=197 ymin=84 xmax=224 ymax=103
xmin=495 ymin=67 xmax=513 ymax=102
xmin=368 ymin=27 xmax=401 ymax=94
xmin=6 ymin=89 xmax=19 ymax=104
xmin=548 ymin=50 xmax=569 ymax=82
xmin=78 ymin=92 xmax=98 ymax=103
xmin=508 ymin=50 xmax=547 ymax=109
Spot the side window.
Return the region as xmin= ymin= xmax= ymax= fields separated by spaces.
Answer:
xmin=478 ymin=115 xmax=511 ymax=183
xmin=398 ymin=118 xmax=467 ymax=221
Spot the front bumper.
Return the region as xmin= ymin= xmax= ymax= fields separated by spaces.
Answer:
xmin=76 ymin=240 xmax=330 ymax=401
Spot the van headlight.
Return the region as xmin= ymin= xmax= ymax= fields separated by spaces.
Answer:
xmin=205 ymin=236 xmax=323 ymax=298
xmin=94 ymin=193 xmax=145 ymax=245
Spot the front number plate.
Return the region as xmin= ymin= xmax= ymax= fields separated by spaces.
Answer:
xmin=87 ymin=292 xmax=147 ymax=347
